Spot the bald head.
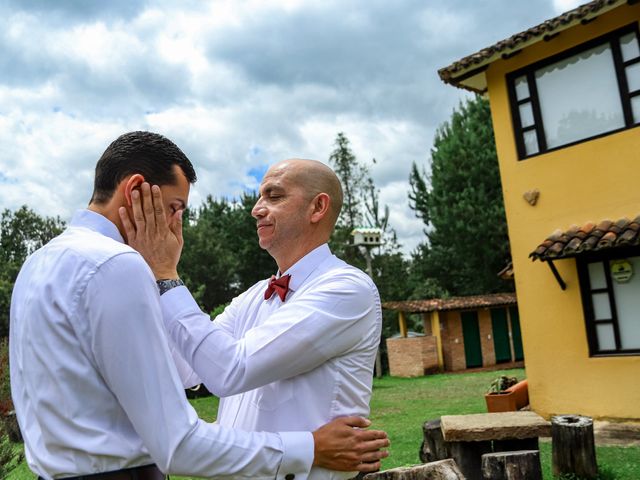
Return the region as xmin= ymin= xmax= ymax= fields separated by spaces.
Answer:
xmin=253 ymin=158 xmax=344 ymax=270
xmin=267 ymin=158 xmax=343 ymax=228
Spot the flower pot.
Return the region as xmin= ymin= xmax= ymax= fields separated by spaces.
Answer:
xmin=485 ymin=391 xmax=517 ymax=412
xmin=507 ymin=379 xmax=529 ymax=409
xmin=485 ymin=379 xmax=529 ymax=412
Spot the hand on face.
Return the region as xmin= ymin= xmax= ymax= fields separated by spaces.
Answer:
xmin=312 ymin=416 xmax=390 ymax=473
xmin=118 ymin=182 xmax=183 ymax=280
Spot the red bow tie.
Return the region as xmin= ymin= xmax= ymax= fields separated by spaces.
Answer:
xmin=264 ymin=274 xmax=291 ymax=302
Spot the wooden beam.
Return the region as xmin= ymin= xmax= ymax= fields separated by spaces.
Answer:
xmin=398 ymin=311 xmax=408 ymax=338
xmin=546 ymin=260 xmax=567 ymax=290
xmin=431 ymin=311 xmax=445 ymax=371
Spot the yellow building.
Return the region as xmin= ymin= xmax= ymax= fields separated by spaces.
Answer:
xmin=439 ymin=0 xmax=640 ymax=420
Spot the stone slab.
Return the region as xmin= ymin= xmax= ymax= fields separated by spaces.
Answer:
xmin=364 ymin=459 xmax=465 ymax=479
xmin=441 ymin=412 xmax=550 ymax=442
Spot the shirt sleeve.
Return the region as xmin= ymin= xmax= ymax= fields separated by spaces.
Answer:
xmin=169 ymin=339 xmax=202 ymax=388
xmin=86 ymin=252 xmax=313 ymax=478
xmin=160 ymin=270 xmax=380 ymax=396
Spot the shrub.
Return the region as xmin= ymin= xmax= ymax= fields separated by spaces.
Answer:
xmin=0 ymin=337 xmax=23 ymax=476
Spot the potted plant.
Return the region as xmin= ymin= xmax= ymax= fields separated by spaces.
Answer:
xmin=485 ymin=375 xmax=529 ymax=413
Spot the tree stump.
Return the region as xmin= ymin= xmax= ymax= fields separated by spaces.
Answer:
xmin=420 ymin=419 xmax=450 ymax=463
xmin=363 ymin=459 xmax=465 ymax=479
xmin=551 ymin=415 xmax=598 ymax=479
xmin=481 ymin=450 xmax=542 ymax=480
xmin=449 ymin=441 xmax=492 ymax=480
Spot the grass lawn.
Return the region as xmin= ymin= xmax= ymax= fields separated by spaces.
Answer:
xmin=6 ymin=368 xmax=640 ymax=479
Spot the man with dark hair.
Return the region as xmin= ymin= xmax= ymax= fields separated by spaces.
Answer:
xmin=10 ymin=132 xmax=388 ymax=480
xmin=122 ymin=158 xmax=383 ymax=480
xmin=90 ymin=131 xmax=197 ymax=205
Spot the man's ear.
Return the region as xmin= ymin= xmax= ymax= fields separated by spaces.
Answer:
xmin=310 ymin=193 xmax=330 ymax=224
xmin=123 ymin=174 xmax=146 ymax=207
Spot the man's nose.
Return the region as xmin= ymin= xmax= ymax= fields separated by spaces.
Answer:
xmin=251 ymin=200 xmax=265 ymax=219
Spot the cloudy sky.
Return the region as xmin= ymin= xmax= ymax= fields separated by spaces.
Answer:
xmin=0 ymin=0 xmax=584 ymax=254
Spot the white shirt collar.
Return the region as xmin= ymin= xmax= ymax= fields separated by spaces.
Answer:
xmin=70 ymin=209 xmax=125 ymax=244
xmin=280 ymin=243 xmax=332 ymax=293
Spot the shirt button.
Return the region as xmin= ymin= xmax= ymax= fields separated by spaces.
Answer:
xmin=285 ymin=475 xmax=295 ymax=480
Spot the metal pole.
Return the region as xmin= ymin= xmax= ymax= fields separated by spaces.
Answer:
xmin=362 ymin=246 xmax=383 ymax=378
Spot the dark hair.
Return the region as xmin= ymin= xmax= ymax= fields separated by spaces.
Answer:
xmin=90 ymin=131 xmax=197 ymax=204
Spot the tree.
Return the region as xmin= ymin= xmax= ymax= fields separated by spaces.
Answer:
xmin=408 ymin=96 xmax=512 ymax=296
xmin=179 ymin=193 xmax=275 ymax=315
xmin=330 ymin=132 xmax=368 ymax=232
xmin=0 ymin=206 xmax=65 ymax=337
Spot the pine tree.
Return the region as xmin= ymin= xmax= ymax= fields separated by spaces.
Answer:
xmin=408 ymin=96 xmax=512 ymax=296
xmin=329 ymin=132 xmax=368 ymax=231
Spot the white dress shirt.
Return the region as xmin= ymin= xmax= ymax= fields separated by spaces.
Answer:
xmin=160 ymin=243 xmax=382 ymax=480
xmin=10 ymin=209 xmax=312 ymax=480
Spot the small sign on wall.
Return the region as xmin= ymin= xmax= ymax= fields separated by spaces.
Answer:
xmin=610 ymin=259 xmax=633 ymax=284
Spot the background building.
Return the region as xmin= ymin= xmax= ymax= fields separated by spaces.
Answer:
xmin=439 ymin=0 xmax=640 ymax=420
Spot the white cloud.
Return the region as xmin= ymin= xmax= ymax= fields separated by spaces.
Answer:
xmin=552 ymin=0 xmax=585 ymax=14
xmin=0 ymin=0 xmax=564 ymax=256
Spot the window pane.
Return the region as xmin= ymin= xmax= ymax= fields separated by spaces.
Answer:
xmin=519 ymin=102 xmax=535 ymax=128
xmin=515 ymin=76 xmax=529 ymax=100
xmin=626 ymin=63 xmax=640 ymax=93
xmin=596 ymin=323 xmax=616 ymax=351
xmin=620 ymin=32 xmax=640 ymax=62
xmin=523 ymin=129 xmax=539 ymax=156
xmin=632 ymin=95 xmax=640 ymax=124
xmin=588 ymin=262 xmax=607 ymax=289
xmin=592 ymin=292 xmax=612 ymax=320
xmin=535 ymin=43 xmax=625 ymax=149
xmin=610 ymin=256 xmax=640 ymax=349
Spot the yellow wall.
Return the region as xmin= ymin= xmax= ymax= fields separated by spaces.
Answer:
xmin=484 ymin=3 xmax=640 ymax=420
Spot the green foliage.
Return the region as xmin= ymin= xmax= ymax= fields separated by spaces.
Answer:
xmin=0 ymin=338 xmax=11 ymax=415
xmin=180 ymin=193 xmax=275 ymax=314
xmin=408 ymin=96 xmax=512 ymax=296
xmin=0 ymin=206 xmax=66 ymax=337
xmin=0 ymin=338 xmax=22 ymax=477
xmin=487 ymin=375 xmax=518 ymax=394
xmin=210 ymin=303 xmax=229 ymax=320
xmin=0 ymin=439 xmax=22 ymax=479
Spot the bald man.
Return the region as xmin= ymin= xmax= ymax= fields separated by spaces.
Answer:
xmin=123 ymin=159 xmax=384 ymax=480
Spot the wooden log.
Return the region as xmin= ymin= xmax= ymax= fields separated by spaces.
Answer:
xmin=364 ymin=459 xmax=465 ymax=479
xmin=449 ymin=441 xmax=492 ymax=480
xmin=551 ymin=415 xmax=598 ymax=479
xmin=420 ymin=419 xmax=450 ymax=463
xmin=493 ymin=437 xmax=538 ymax=452
xmin=481 ymin=450 xmax=542 ymax=480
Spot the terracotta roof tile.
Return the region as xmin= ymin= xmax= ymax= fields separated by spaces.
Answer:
xmin=497 ymin=261 xmax=514 ymax=280
xmin=619 ymin=216 xmax=640 ymax=244
xmin=382 ymin=293 xmax=517 ymax=313
xmin=438 ymin=0 xmax=624 ymax=92
xmin=530 ymin=215 xmax=640 ymax=261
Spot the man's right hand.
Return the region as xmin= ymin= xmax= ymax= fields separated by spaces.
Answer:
xmin=119 ymin=182 xmax=183 ymax=280
xmin=312 ymin=416 xmax=389 ymax=473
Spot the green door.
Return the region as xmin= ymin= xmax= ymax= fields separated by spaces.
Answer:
xmin=509 ymin=306 xmax=524 ymax=361
xmin=461 ymin=311 xmax=483 ymax=368
xmin=491 ymin=308 xmax=512 ymax=363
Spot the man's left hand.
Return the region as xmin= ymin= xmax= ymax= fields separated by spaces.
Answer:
xmin=312 ymin=416 xmax=390 ymax=473
xmin=119 ymin=182 xmax=183 ymax=280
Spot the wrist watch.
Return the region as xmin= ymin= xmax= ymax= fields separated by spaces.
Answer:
xmin=156 ymin=278 xmax=184 ymax=296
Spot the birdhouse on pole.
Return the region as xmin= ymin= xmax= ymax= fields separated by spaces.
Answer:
xmin=351 ymin=227 xmax=383 ymax=247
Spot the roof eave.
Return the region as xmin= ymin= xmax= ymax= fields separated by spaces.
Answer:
xmin=438 ymin=0 xmax=627 ymax=91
